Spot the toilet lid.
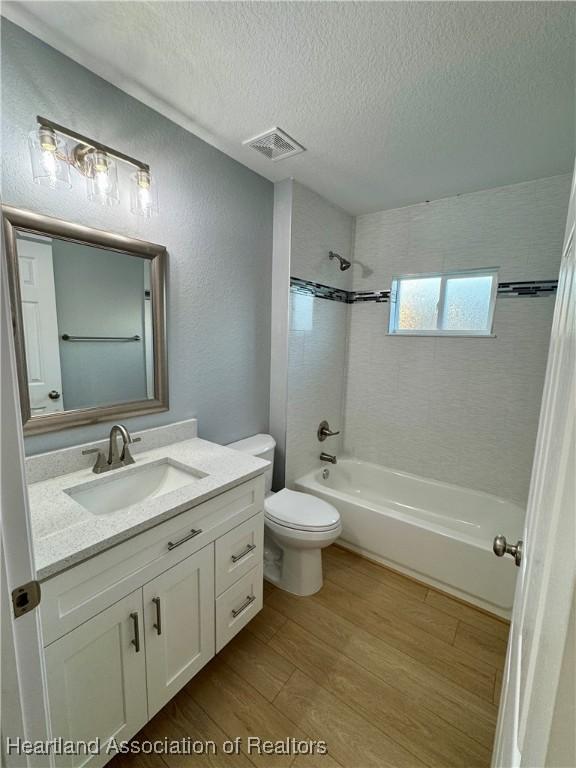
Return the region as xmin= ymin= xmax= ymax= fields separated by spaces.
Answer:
xmin=264 ymin=489 xmax=340 ymax=532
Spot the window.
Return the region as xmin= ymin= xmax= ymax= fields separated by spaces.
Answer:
xmin=388 ymin=269 xmax=498 ymax=337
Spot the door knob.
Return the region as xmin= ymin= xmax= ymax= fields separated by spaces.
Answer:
xmin=493 ymin=535 xmax=523 ymax=567
xmin=48 ymin=390 xmax=61 ymax=400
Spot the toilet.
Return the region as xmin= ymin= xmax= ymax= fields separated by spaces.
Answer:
xmin=228 ymin=434 xmax=342 ymax=596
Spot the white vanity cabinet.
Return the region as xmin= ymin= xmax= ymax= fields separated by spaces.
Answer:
xmin=40 ymin=476 xmax=264 ymax=767
xmin=44 ymin=590 xmax=148 ymax=768
xmin=143 ymin=545 xmax=215 ymax=717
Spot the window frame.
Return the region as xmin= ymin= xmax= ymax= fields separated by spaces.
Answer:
xmin=388 ymin=267 xmax=499 ymax=338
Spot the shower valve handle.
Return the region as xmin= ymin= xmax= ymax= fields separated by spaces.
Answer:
xmin=318 ymin=421 xmax=340 ymax=442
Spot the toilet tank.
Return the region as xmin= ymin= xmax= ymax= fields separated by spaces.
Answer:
xmin=227 ymin=434 xmax=276 ymax=495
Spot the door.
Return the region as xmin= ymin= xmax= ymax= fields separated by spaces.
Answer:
xmin=492 ymin=168 xmax=576 ymax=768
xmin=17 ymin=236 xmax=63 ymax=414
xmin=1 ymin=231 xmax=51 ymax=767
xmin=44 ymin=590 xmax=148 ymax=768
xmin=144 ymin=545 xmax=215 ymax=717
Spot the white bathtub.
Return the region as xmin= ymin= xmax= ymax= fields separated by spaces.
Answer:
xmin=295 ymin=459 xmax=523 ymax=617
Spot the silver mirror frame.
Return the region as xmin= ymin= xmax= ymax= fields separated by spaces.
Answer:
xmin=2 ymin=205 xmax=168 ymax=435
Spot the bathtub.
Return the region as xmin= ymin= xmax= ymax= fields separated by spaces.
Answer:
xmin=295 ymin=459 xmax=523 ymax=617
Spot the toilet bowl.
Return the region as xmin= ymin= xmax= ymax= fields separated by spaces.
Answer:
xmin=228 ymin=434 xmax=341 ymax=596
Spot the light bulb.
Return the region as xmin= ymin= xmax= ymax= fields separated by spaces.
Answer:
xmin=40 ymin=148 xmax=57 ymax=176
xmin=131 ymin=169 xmax=158 ymax=217
xmin=28 ymin=127 xmax=71 ymax=189
xmin=86 ymin=151 xmax=119 ymax=206
xmin=39 ymin=127 xmax=57 ymax=151
xmin=95 ymin=169 xmax=110 ymax=194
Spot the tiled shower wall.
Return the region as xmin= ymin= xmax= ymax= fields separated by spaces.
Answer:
xmin=344 ymin=174 xmax=571 ymax=504
xmin=285 ymin=183 xmax=354 ymax=486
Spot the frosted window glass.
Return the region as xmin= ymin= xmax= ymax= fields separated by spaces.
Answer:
xmin=397 ymin=277 xmax=441 ymax=330
xmin=443 ymin=275 xmax=493 ymax=331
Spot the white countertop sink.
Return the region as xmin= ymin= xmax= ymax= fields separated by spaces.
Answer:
xmin=26 ymin=436 xmax=269 ymax=580
xmin=64 ymin=458 xmax=208 ymax=515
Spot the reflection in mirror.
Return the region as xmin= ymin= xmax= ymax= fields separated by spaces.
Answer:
xmin=3 ymin=205 xmax=167 ymax=435
xmin=16 ymin=233 xmax=155 ymax=415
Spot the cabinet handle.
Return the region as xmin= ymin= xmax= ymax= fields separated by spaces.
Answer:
xmin=231 ymin=594 xmax=256 ymax=618
xmin=130 ymin=612 xmax=140 ymax=652
xmin=167 ymin=528 xmax=202 ymax=550
xmin=231 ymin=543 xmax=256 ymax=563
xmin=152 ymin=597 xmax=162 ymax=635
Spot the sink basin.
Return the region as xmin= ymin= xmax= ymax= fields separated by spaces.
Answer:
xmin=65 ymin=458 xmax=208 ymax=515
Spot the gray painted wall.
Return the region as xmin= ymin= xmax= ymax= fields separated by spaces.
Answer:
xmin=1 ymin=21 xmax=273 ymax=455
xmin=51 ymin=240 xmax=148 ymax=410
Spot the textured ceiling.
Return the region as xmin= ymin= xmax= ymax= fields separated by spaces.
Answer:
xmin=3 ymin=1 xmax=575 ymax=214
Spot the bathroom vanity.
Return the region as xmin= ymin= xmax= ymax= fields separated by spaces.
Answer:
xmin=26 ymin=422 xmax=267 ymax=767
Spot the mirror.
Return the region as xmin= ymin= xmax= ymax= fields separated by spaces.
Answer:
xmin=3 ymin=206 xmax=168 ymax=434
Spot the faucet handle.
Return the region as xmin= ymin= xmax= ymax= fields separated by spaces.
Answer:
xmin=318 ymin=420 xmax=341 ymax=441
xmin=120 ymin=435 xmax=141 ymax=465
xmin=82 ymin=447 xmax=108 ymax=473
xmin=122 ymin=436 xmax=141 ymax=461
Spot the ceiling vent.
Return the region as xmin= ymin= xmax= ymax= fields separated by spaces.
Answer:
xmin=243 ymin=128 xmax=305 ymax=161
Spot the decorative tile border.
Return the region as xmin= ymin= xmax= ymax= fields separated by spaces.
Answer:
xmin=290 ymin=277 xmax=351 ymax=303
xmin=290 ymin=277 xmax=558 ymax=304
xmin=497 ymin=280 xmax=558 ymax=297
xmin=351 ymin=289 xmax=391 ymax=303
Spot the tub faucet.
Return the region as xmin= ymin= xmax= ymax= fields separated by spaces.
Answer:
xmin=320 ymin=452 xmax=337 ymax=465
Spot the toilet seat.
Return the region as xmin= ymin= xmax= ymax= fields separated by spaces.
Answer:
xmin=264 ymin=489 xmax=340 ymax=532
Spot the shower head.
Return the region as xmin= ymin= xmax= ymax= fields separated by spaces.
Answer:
xmin=329 ymin=251 xmax=352 ymax=271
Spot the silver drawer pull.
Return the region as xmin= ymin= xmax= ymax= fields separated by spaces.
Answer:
xmin=130 ymin=612 xmax=140 ymax=652
xmin=231 ymin=594 xmax=256 ymax=618
xmin=231 ymin=543 xmax=256 ymax=563
xmin=152 ymin=596 xmax=162 ymax=635
xmin=167 ymin=528 xmax=202 ymax=550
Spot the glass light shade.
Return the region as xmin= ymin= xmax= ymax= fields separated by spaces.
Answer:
xmin=85 ymin=151 xmax=120 ymax=206
xmin=28 ymin=128 xmax=72 ymax=189
xmin=130 ymin=169 xmax=159 ymax=217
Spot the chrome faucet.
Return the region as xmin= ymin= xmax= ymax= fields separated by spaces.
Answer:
xmin=320 ymin=452 xmax=337 ymax=465
xmin=82 ymin=424 xmax=142 ymax=474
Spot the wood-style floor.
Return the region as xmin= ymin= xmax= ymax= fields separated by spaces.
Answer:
xmin=110 ymin=545 xmax=509 ymax=768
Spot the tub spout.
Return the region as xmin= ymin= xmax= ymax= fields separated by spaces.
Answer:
xmin=320 ymin=452 xmax=337 ymax=464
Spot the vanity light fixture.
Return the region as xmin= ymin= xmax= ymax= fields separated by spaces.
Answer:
xmin=28 ymin=116 xmax=158 ymax=215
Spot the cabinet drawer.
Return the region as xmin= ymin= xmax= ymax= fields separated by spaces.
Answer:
xmin=215 ymin=513 xmax=263 ymax=596
xmin=215 ymin=562 xmax=263 ymax=652
xmin=42 ymin=477 xmax=264 ymax=645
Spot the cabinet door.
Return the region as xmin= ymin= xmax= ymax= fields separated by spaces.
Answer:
xmin=144 ymin=544 xmax=215 ymax=717
xmin=44 ymin=590 xmax=147 ymax=768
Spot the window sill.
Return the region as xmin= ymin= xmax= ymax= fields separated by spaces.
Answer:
xmin=387 ymin=333 xmax=497 ymax=339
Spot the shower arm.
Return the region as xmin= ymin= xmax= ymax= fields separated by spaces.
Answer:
xmin=328 ymin=251 xmax=351 ymax=271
